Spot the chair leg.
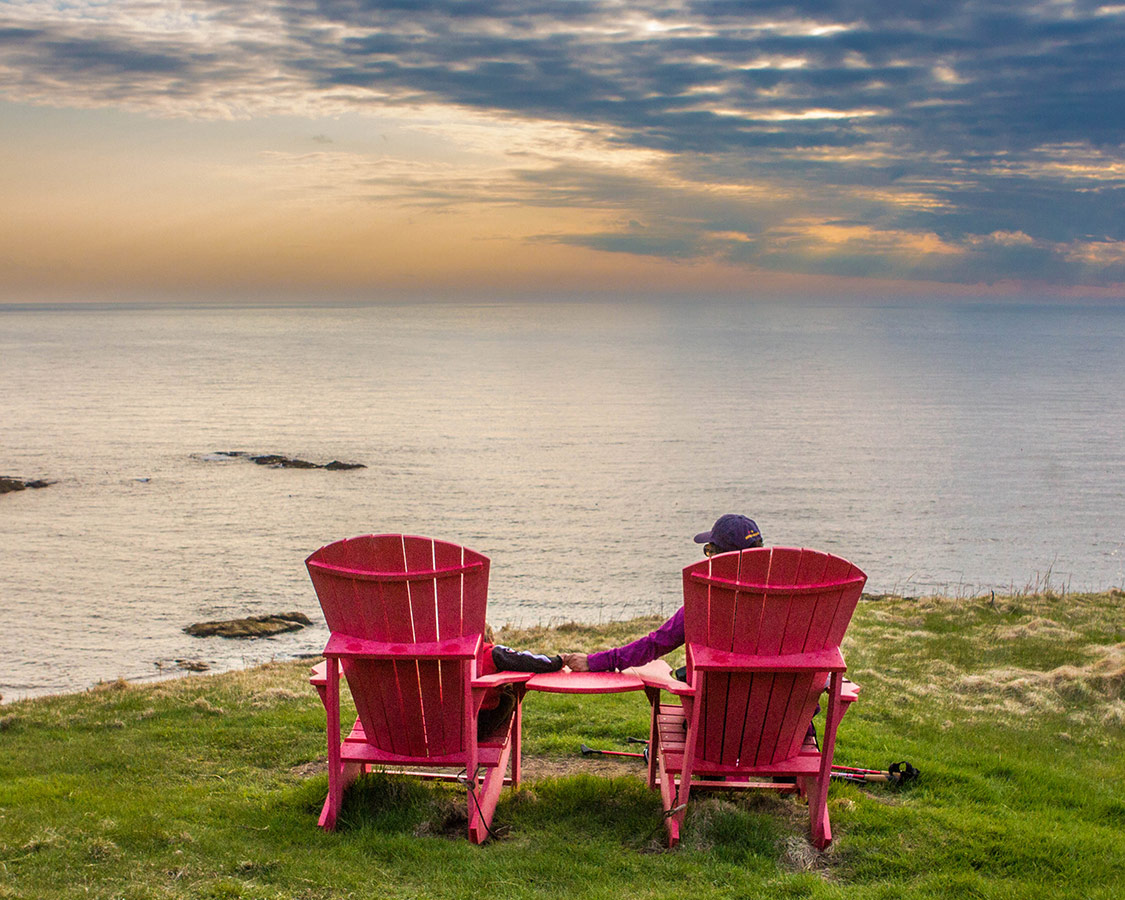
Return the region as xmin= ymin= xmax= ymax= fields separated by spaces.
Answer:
xmin=808 ymin=672 xmax=843 ymax=849
xmin=808 ymin=774 xmax=832 ymax=850
xmin=665 ymin=770 xmax=692 ymax=848
xmin=318 ymin=760 xmax=362 ymax=830
xmin=666 ymin=694 xmax=700 ymax=849
xmin=645 ymin=687 xmax=660 ymax=791
xmin=318 ymin=656 xmax=360 ymax=831
xmin=653 ymin=736 xmax=679 ymax=846
xmin=653 ymin=697 xmax=695 ymax=849
xmin=511 ymin=688 xmax=524 ymax=789
xmin=467 ymin=735 xmax=513 ymax=844
xmin=465 ymin=768 xmax=487 ymax=845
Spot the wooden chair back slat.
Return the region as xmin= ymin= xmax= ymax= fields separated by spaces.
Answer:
xmin=692 ymin=552 xmax=737 ymax=761
xmin=433 ymin=540 xmax=466 ymax=637
xmin=394 ymin=538 xmax=445 ymax=751
xmin=433 ymin=540 xmax=469 ymax=751
xmin=403 ymin=536 xmax=438 ymax=641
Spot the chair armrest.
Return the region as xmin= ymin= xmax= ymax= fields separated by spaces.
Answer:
xmin=628 ymin=661 xmax=695 ymax=696
xmin=323 ymin=632 xmax=481 ymax=660
xmin=840 ymin=677 xmax=861 ymax=703
xmin=472 ymin=671 xmax=535 ymax=689
xmin=689 ymin=644 xmax=846 ymax=673
xmin=309 ymin=659 xmax=333 ymax=686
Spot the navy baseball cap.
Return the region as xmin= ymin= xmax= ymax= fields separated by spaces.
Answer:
xmin=694 ymin=514 xmax=763 ymax=553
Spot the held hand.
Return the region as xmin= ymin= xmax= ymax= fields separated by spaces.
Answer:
xmin=561 ymin=652 xmax=590 ymax=672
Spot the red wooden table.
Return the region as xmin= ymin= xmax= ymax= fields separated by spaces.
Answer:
xmin=525 ymin=669 xmax=645 ymax=694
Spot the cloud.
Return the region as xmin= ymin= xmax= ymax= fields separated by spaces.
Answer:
xmin=1 ymin=0 xmax=1123 ymax=288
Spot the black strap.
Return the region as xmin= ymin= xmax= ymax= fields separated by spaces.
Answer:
xmin=889 ymin=761 xmax=920 ymax=783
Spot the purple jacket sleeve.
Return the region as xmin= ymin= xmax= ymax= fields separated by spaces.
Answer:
xmin=587 ymin=607 xmax=685 ymax=672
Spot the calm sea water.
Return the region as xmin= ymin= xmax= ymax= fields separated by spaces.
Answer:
xmin=2 ymin=299 xmax=1123 ymax=701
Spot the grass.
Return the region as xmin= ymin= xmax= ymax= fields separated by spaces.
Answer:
xmin=2 ymin=589 xmax=1124 ymax=899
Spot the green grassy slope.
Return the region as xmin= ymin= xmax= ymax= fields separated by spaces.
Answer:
xmin=1 ymin=590 xmax=1122 ymax=899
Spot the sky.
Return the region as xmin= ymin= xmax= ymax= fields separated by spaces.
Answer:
xmin=1 ymin=1 xmax=1123 ymax=303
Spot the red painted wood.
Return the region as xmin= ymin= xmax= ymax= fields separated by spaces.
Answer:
xmin=305 ymin=534 xmax=516 ymax=840
xmin=338 ymin=721 xmax=506 ymax=768
xmin=433 ymin=539 xmax=467 ymax=638
xmin=307 ymin=560 xmax=485 ymax=582
xmin=739 ymin=550 xmax=775 ymax=761
xmin=391 ymin=658 xmax=429 ymax=756
xmin=634 ymin=662 xmax=695 ymax=696
xmin=353 ymin=660 xmax=398 ymax=752
xmin=773 ymin=672 xmax=821 ymax=765
xmin=380 ymin=577 xmax=416 ymax=643
xmin=689 ymin=645 xmax=845 ymax=672
xmin=758 ymin=548 xmax=801 ymax=653
xmin=324 ymin=656 xmax=343 ymax=827
xmin=726 ymin=549 xmax=770 ymax=765
xmin=434 ymin=541 xmax=467 ymax=756
xmin=689 ymin=552 xmax=736 ymax=760
xmin=473 ymin=671 xmax=535 ymax=689
xmin=525 ymin=670 xmax=645 ymax=693
xmin=460 ymin=547 xmax=489 ymax=638
xmin=324 ymin=633 xmax=480 ymax=659
xmin=656 ymin=707 xmax=822 ymax=777
xmin=405 ymin=542 xmax=443 ymax=751
xmin=650 ymin=547 xmax=866 ymax=847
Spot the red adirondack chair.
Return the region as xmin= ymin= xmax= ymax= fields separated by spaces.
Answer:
xmin=306 ymin=534 xmax=531 ymax=843
xmin=637 ymin=546 xmax=866 ymax=849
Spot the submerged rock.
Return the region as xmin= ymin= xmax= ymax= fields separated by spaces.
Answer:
xmin=184 ymin=611 xmax=313 ymax=639
xmin=251 ymin=454 xmax=318 ymax=468
xmin=0 ymin=477 xmax=53 ymax=494
xmin=205 ymin=452 xmax=365 ymax=470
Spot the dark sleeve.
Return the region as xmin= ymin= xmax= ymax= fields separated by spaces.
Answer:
xmin=491 ymin=644 xmax=564 ymax=673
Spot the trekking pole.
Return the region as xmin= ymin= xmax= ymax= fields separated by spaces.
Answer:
xmin=830 ymin=761 xmax=919 ymax=784
xmin=580 ymin=743 xmax=649 ymax=762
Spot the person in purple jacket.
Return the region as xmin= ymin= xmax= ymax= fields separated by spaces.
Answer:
xmin=560 ymin=514 xmax=763 ymax=673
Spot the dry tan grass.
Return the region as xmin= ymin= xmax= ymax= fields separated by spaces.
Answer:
xmin=994 ymin=618 xmax=1080 ymax=641
xmin=952 ymin=643 xmax=1125 ymax=720
xmin=494 ymin=616 xmax=668 ymax=656
xmin=781 ymin=833 xmax=825 ymax=873
xmin=249 ymin=688 xmax=306 ymax=708
xmin=1102 ymin=699 xmax=1125 ymax=728
xmin=844 ymin=591 xmax=1125 ymax=731
xmin=521 ymin=754 xmax=643 ymax=781
xmin=189 ymin=697 xmax=223 ymax=715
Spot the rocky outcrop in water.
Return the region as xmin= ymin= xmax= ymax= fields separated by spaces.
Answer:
xmin=207 ymin=452 xmax=365 ymax=470
xmin=0 ymin=477 xmax=53 ymax=494
xmin=184 ymin=611 xmax=313 ymax=638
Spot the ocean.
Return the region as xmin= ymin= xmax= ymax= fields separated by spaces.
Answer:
xmin=2 ymin=299 xmax=1123 ymax=701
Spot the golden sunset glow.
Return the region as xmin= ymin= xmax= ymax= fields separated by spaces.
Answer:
xmin=1 ymin=1 xmax=1123 ymax=302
